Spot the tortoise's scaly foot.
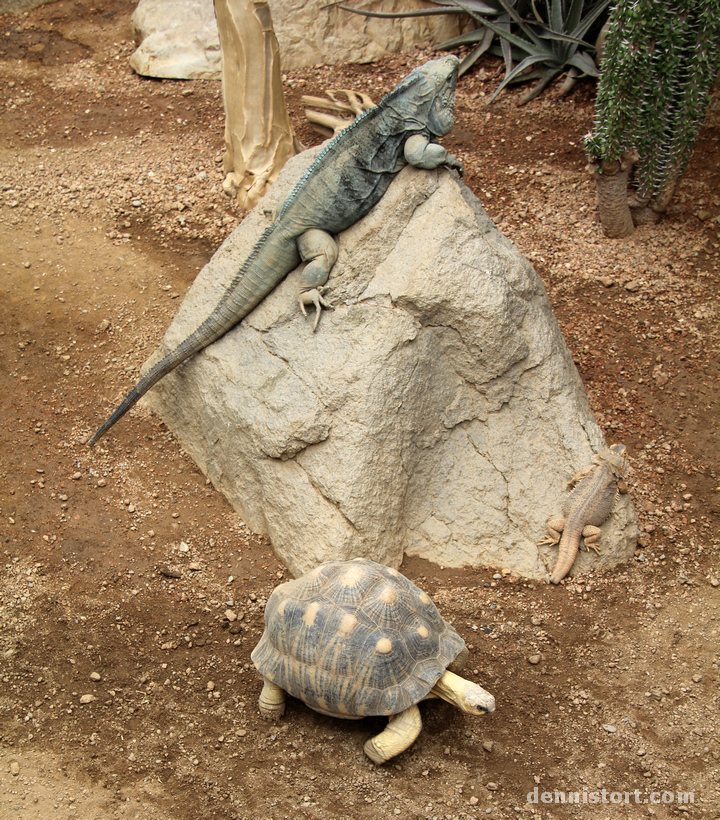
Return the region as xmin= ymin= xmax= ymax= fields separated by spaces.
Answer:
xmin=258 ymin=678 xmax=286 ymax=721
xmin=363 ymin=704 xmax=422 ymax=765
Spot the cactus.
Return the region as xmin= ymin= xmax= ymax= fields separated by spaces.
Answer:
xmin=585 ymin=0 xmax=720 ymax=237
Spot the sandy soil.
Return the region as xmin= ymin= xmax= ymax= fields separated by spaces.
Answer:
xmin=1 ymin=1 xmax=719 ymax=818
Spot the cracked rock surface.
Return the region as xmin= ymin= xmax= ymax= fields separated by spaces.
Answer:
xmin=144 ymin=147 xmax=637 ymax=578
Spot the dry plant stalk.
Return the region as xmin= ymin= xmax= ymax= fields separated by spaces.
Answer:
xmin=302 ymin=89 xmax=376 ymax=138
xmin=215 ymin=0 xmax=302 ymax=211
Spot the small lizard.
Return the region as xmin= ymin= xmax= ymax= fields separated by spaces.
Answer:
xmin=538 ymin=444 xmax=629 ymax=584
xmin=88 ymin=56 xmax=462 ymax=446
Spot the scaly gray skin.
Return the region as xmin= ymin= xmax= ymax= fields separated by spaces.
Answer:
xmin=538 ymin=444 xmax=629 ymax=584
xmin=88 ymin=56 xmax=462 ymax=446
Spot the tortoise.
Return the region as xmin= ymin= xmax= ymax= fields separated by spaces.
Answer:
xmin=251 ymin=558 xmax=495 ymax=764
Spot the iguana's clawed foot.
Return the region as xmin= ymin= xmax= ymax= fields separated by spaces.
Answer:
xmin=445 ymin=156 xmax=465 ymax=177
xmin=299 ymin=288 xmax=333 ymax=331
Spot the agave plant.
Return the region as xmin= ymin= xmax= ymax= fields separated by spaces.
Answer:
xmin=480 ymin=0 xmax=611 ymax=103
xmin=336 ymin=0 xmax=610 ymax=103
xmin=335 ymin=0 xmax=521 ymax=77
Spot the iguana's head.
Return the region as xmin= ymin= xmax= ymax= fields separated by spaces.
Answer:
xmin=396 ymin=55 xmax=459 ymax=138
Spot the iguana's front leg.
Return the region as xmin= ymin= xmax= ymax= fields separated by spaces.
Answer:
xmin=297 ymin=229 xmax=338 ymax=331
xmin=404 ymin=134 xmax=464 ymax=176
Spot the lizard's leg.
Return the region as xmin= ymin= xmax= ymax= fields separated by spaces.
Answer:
xmin=567 ymin=464 xmax=595 ymax=489
xmin=297 ymin=229 xmax=338 ymax=331
xmin=537 ymin=517 xmax=564 ymax=547
xmin=581 ymin=525 xmax=603 ymax=556
xmin=258 ymin=678 xmax=286 ymax=721
xmin=404 ymin=134 xmax=464 ymax=176
xmin=363 ymin=704 xmax=422 ymax=765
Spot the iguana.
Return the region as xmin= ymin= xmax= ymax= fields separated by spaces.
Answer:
xmin=88 ymin=56 xmax=463 ymax=446
xmin=538 ymin=444 xmax=629 ymax=584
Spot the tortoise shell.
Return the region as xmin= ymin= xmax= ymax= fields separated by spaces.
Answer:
xmin=251 ymin=558 xmax=466 ymax=718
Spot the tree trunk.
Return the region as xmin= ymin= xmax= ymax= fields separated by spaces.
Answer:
xmin=592 ymin=152 xmax=638 ymax=238
xmin=214 ymin=0 xmax=302 ymax=211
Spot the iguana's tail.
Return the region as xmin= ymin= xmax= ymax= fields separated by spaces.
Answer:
xmin=88 ymin=309 xmax=236 ymax=446
xmin=88 ymin=224 xmax=297 ymax=446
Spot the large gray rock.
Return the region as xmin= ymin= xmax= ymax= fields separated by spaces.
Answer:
xmin=271 ymin=0 xmax=465 ymax=71
xmin=143 ymin=147 xmax=637 ymax=579
xmin=130 ymin=0 xmax=221 ymax=80
xmin=130 ymin=0 xmax=465 ymax=79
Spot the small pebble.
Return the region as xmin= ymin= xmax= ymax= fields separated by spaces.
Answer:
xmin=10 ymin=760 xmax=20 ymax=776
xmin=528 ymin=654 xmax=541 ymax=665
xmin=482 ymin=740 xmax=494 ymax=752
xmin=89 ymin=672 xmax=101 ymax=681
xmin=602 ymin=724 xmax=617 ymax=733
xmin=79 ymin=694 xmax=96 ymax=704
xmin=178 ymin=541 xmax=189 ymax=553
xmin=225 ymin=609 xmax=237 ymax=622
xmin=486 ymin=781 xmax=498 ymax=791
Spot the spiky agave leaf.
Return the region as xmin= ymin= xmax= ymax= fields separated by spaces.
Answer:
xmin=482 ymin=0 xmax=608 ymax=101
xmin=336 ymin=0 xmax=609 ymax=100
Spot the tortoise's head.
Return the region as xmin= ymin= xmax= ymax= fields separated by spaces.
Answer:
xmin=462 ymin=683 xmax=496 ymax=716
xmin=396 ymin=55 xmax=459 ymax=138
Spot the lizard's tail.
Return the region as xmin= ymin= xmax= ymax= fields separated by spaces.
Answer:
xmin=88 ymin=307 xmax=238 ymax=447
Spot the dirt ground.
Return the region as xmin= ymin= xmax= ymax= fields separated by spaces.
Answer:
xmin=1 ymin=1 xmax=719 ymax=818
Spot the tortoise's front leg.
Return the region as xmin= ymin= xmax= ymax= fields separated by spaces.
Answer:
xmin=363 ymin=704 xmax=422 ymax=765
xmin=258 ymin=678 xmax=286 ymax=721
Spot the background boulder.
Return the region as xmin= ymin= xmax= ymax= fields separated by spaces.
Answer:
xmin=130 ymin=0 xmax=465 ymax=79
xmin=143 ymin=147 xmax=638 ymax=579
xmin=130 ymin=0 xmax=221 ymax=80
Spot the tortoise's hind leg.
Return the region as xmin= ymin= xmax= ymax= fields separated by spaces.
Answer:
xmin=363 ymin=704 xmax=422 ymax=764
xmin=258 ymin=678 xmax=286 ymax=721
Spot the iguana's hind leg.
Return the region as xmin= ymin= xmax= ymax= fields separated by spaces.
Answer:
xmin=297 ymin=229 xmax=338 ymax=331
